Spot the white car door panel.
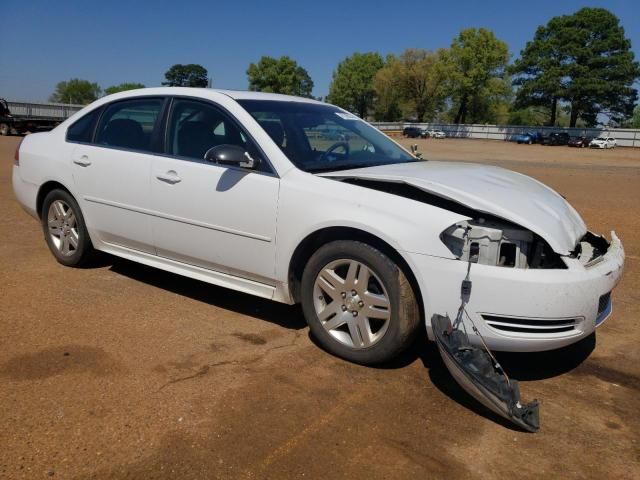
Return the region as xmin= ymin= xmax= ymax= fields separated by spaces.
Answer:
xmin=70 ymin=97 xmax=164 ymax=253
xmin=150 ymin=157 xmax=279 ymax=281
xmin=71 ymin=145 xmax=155 ymax=253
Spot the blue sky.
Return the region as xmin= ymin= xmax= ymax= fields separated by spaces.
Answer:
xmin=2 ymin=0 xmax=639 ymax=102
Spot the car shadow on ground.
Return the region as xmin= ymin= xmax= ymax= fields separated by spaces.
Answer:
xmin=106 ymin=256 xmax=307 ymax=331
xmin=369 ymin=326 xmax=595 ymax=432
xmin=104 ymin=253 xmax=595 ymax=431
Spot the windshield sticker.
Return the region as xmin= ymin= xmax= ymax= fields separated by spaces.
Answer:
xmin=335 ymin=112 xmax=360 ymax=120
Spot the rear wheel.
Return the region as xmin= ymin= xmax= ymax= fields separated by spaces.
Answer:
xmin=301 ymin=241 xmax=420 ymax=365
xmin=41 ymin=189 xmax=95 ymax=267
xmin=0 ymin=123 xmax=9 ymax=136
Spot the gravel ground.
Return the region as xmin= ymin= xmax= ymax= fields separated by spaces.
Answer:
xmin=1 ymin=135 xmax=639 ymax=479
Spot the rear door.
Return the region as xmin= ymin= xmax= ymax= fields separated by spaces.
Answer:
xmin=70 ymin=97 xmax=165 ymax=253
xmin=149 ymin=97 xmax=279 ymax=281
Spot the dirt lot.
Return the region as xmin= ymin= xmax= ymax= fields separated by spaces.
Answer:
xmin=1 ymin=136 xmax=639 ymax=479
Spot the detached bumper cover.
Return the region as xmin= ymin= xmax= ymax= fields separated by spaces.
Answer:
xmin=408 ymin=232 xmax=625 ymax=352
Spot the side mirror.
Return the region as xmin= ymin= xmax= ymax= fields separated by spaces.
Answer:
xmin=204 ymin=144 xmax=259 ymax=169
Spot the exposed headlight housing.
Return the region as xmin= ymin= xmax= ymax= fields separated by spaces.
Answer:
xmin=440 ymin=219 xmax=534 ymax=268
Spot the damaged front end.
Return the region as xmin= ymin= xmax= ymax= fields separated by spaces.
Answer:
xmin=432 ymin=314 xmax=540 ymax=432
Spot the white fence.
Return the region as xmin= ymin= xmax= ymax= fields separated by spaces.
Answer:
xmin=372 ymin=122 xmax=640 ymax=148
xmin=6 ymin=101 xmax=83 ymax=120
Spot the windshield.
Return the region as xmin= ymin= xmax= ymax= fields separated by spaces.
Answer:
xmin=237 ymin=100 xmax=416 ymax=173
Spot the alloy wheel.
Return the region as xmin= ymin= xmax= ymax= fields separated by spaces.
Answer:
xmin=313 ymin=259 xmax=391 ymax=349
xmin=47 ymin=200 xmax=79 ymax=256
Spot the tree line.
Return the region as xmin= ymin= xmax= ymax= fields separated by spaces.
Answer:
xmin=49 ymin=7 xmax=639 ymax=128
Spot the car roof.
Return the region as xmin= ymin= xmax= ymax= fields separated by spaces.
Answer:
xmin=96 ymin=87 xmax=324 ymax=105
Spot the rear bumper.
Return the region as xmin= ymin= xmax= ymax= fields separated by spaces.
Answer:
xmin=407 ymin=232 xmax=625 ymax=352
xmin=12 ymin=166 xmax=39 ymax=219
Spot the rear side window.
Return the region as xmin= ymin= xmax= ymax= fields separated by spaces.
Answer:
xmin=66 ymin=108 xmax=101 ymax=143
xmin=95 ymin=98 xmax=163 ymax=152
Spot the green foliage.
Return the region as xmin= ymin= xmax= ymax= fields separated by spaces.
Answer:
xmin=104 ymin=83 xmax=146 ymax=95
xmin=511 ymin=8 xmax=640 ymax=127
xmin=374 ymin=49 xmax=449 ymax=121
xmin=372 ymin=56 xmax=403 ymax=121
xmin=507 ymin=107 xmax=550 ymax=126
xmin=246 ymin=56 xmax=313 ymax=97
xmin=162 ymin=64 xmax=208 ymax=87
xmin=445 ymin=28 xmax=510 ymax=124
xmin=49 ymin=79 xmax=101 ymax=105
xmin=631 ymin=105 xmax=640 ymax=128
xmin=327 ymin=52 xmax=384 ymax=118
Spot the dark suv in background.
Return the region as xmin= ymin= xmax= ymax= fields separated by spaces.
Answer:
xmin=403 ymin=126 xmax=427 ymax=138
xmin=542 ymin=132 xmax=570 ymax=146
xmin=568 ymin=136 xmax=593 ymax=148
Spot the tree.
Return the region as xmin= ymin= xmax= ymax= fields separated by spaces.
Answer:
xmin=49 ymin=79 xmax=101 ymax=104
xmin=511 ymin=8 xmax=640 ymax=127
xmin=459 ymin=76 xmax=513 ymax=124
xmin=327 ymin=52 xmax=384 ymax=118
xmin=445 ymin=28 xmax=510 ymax=124
xmin=509 ymin=22 xmax=565 ymax=126
xmin=374 ymin=49 xmax=449 ymax=121
xmin=162 ymin=64 xmax=208 ymax=87
xmin=246 ymin=56 xmax=313 ymax=97
xmin=372 ymin=56 xmax=403 ymax=121
xmin=104 ymin=83 xmax=146 ymax=95
xmin=630 ymin=105 xmax=640 ymax=128
xmin=507 ymin=106 xmax=550 ymax=126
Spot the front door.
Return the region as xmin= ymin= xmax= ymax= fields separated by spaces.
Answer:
xmin=150 ymin=98 xmax=279 ymax=282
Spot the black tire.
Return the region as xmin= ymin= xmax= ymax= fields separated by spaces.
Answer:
xmin=301 ymin=240 xmax=420 ymax=365
xmin=0 ymin=123 xmax=10 ymax=136
xmin=41 ymin=189 xmax=95 ymax=267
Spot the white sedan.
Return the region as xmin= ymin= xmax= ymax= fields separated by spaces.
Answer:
xmin=13 ymin=88 xmax=624 ymax=367
xmin=590 ymin=136 xmax=617 ymax=149
xmin=429 ymin=129 xmax=446 ymax=139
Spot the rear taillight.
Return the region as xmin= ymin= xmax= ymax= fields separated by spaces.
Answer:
xmin=14 ymin=137 xmax=24 ymax=166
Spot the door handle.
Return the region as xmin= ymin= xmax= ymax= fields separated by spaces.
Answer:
xmin=156 ymin=171 xmax=182 ymax=184
xmin=73 ymin=155 xmax=91 ymax=167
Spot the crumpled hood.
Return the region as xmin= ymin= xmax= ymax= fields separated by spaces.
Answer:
xmin=320 ymin=161 xmax=587 ymax=255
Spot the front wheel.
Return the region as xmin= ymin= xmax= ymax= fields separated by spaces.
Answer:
xmin=41 ymin=189 xmax=95 ymax=267
xmin=301 ymin=241 xmax=420 ymax=365
xmin=0 ymin=123 xmax=10 ymax=136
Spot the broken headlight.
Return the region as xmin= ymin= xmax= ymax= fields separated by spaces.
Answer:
xmin=440 ymin=219 xmax=534 ymax=268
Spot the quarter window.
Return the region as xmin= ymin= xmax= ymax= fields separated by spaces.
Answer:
xmin=95 ymin=98 xmax=163 ymax=152
xmin=66 ymin=108 xmax=101 ymax=143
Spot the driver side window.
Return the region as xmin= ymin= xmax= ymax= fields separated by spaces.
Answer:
xmin=168 ymin=99 xmax=264 ymax=167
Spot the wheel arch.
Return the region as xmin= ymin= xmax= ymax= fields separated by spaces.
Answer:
xmin=287 ymin=226 xmax=424 ymax=321
xmin=36 ymin=180 xmax=73 ymax=219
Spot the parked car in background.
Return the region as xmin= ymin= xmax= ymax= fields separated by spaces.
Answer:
xmin=403 ymin=126 xmax=427 ymax=138
xmin=589 ymin=136 xmax=617 ymax=149
xmin=542 ymin=132 xmax=570 ymax=146
xmin=568 ymin=136 xmax=593 ymax=148
xmin=429 ymin=129 xmax=446 ymax=139
xmin=514 ymin=131 xmax=543 ymax=144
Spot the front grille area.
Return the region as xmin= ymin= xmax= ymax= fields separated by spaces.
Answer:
xmin=598 ymin=292 xmax=611 ymax=316
xmin=482 ymin=314 xmax=578 ymax=335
